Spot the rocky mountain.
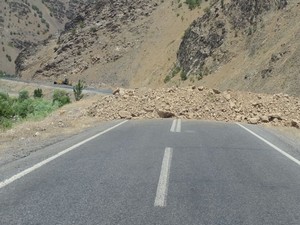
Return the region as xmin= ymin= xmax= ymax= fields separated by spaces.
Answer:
xmin=15 ymin=0 xmax=162 ymax=86
xmin=15 ymin=0 xmax=202 ymax=88
xmin=0 ymin=0 xmax=87 ymax=75
xmin=177 ymin=0 xmax=300 ymax=96
xmin=12 ymin=0 xmax=300 ymax=96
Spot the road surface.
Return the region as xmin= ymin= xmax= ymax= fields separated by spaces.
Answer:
xmin=0 ymin=77 xmax=113 ymax=95
xmin=0 ymin=120 xmax=299 ymax=225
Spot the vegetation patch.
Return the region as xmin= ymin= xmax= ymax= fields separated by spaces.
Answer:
xmin=0 ymin=89 xmax=69 ymax=129
xmin=185 ymin=0 xmax=202 ymax=10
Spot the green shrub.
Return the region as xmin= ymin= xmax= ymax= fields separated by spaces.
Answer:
xmin=13 ymin=99 xmax=34 ymax=118
xmin=186 ymin=0 xmax=202 ymax=9
xmin=6 ymin=54 xmax=12 ymax=62
xmin=180 ymin=70 xmax=187 ymax=81
xmin=73 ymin=80 xmax=85 ymax=101
xmin=172 ymin=66 xmax=181 ymax=77
xmin=164 ymin=75 xmax=171 ymax=83
xmin=18 ymin=90 xmax=29 ymax=102
xmin=33 ymin=88 xmax=43 ymax=98
xmin=53 ymin=90 xmax=71 ymax=107
xmin=0 ymin=117 xmax=12 ymax=129
xmin=0 ymin=92 xmax=14 ymax=119
xmin=90 ymin=27 xmax=97 ymax=33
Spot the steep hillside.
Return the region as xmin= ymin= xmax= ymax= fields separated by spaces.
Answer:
xmin=16 ymin=0 xmax=205 ymax=88
xmin=14 ymin=0 xmax=300 ymax=96
xmin=0 ymin=0 xmax=86 ymax=75
xmin=176 ymin=0 xmax=300 ymax=96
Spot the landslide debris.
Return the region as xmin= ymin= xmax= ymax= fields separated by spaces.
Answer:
xmin=87 ymin=87 xmax=300 ymax=128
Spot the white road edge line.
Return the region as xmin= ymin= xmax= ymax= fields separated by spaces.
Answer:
xmin=0 ymin=120 xmax=128 ymax=189
xmin=176 ymin=119 xmax=181 ymax=133
xmin=170 ymin=119 xmax=177 ymax=132
xmin=237 ymin=123 xmax=300 ymax=166
xmin=154 ymin=147 xmax=173 ymax=207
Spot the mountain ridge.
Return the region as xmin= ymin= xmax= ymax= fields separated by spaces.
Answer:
xmin=6 ymin=0 xmax=300 ymax=96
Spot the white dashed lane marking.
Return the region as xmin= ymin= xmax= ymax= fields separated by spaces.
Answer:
xmin=170 ymin=119 xmax=181 ymax=133
xmin=154 ymin=147 xmax=173 ymax=207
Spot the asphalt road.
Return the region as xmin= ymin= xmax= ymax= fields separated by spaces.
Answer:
xmin=0 ymin=120 xmax=299 ymax=225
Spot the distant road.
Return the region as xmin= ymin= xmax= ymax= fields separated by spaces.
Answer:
xmin=0 ymin=77 xmax=113 ymax=95
xmin=0 ymin=120 xmax=299 ymax=224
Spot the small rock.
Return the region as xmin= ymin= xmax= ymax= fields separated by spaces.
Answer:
xmin=128 ymin=91 xmax=134 ymax=96
xmin=291 ymin=119 xmax=300 ymax=129
xmin=143 ymin=107 xmax=154 ymax=112
xmin=34 ymin=132 xmax=40 ymax=137
xmin=224 ymin=93 xmax=231 ymax=101
xmin=198 ymin=86 xmax=204 ymax=91
xmin=119 ymin=110 xmax=132 ymax=119
xmin=114 ymin=88 xmax=126 ymax=96
xmin=58 ymin=121 xmax=65 ymax=127
xmin=157 ymin=109 xmax=175 ymax=118
xmin=260 ymin=116 xmax=269 ymax=123
xmin=248 ymin=117 xmax=260 ymax=124
xmin=229 ymin=100 xmax=236 ymax=109
xmin=212 ymin=89 xmax=221 ymax=94
xmin=269 ymin=113 xmax=282 ymax=121
xmin=251 ymin=101 xmax=262 ymax=107
xmin=113 ymin=88 xmax=120 ymax=95
xmin=235 ymin=115 xmax=243 ymax=122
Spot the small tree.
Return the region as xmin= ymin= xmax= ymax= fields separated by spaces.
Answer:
xmin=73 ymin=80 xmax=85 ymax=101
xmin=33 ymin=88 xmax=43 ymax=98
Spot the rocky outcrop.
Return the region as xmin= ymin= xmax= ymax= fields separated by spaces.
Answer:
xmin=227 ymin=0 xmax=287 ymax=29
xmin=87 ymin=86 xmax=300 ymax=129
xmin=11 ymin=39 xmax=35 ymax=50
xmin=178 ymin=0 xmax=287 ymax=76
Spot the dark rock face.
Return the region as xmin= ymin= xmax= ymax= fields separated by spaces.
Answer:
xmin=178 ymin=17 xmax=226 ymax=75
xmin=227 ymin=0 xmax=287 ymax=29
xmin=64 ymin=15 xmax=85 ymax=32
xmin=15 ymin=43 xmax=38 ymax=77
xmin=178 ymin=0 xmax=287 ymax=76
xmin=11 ymin=39 xmax=35 ymax=50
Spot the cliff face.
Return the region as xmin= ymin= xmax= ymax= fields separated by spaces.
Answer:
xmin=176 ymin=0 xmax=300 ymax=96
xmin=178 ymin=0 xmax=287 ymax=76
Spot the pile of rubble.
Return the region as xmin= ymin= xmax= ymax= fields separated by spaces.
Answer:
xmin=87 ymin=86 xmax=300 ymax=128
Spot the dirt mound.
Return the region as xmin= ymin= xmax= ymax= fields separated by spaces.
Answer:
xmin=87 ymin=87 xmax=300 ymax=128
